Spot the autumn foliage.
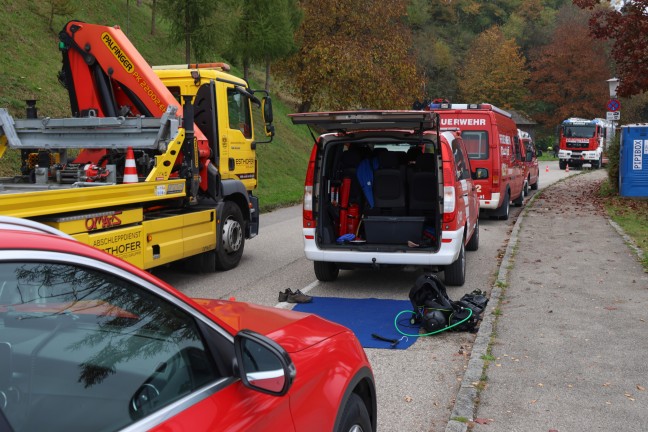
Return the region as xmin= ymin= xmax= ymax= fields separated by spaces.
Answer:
xmin=457 ymin=27 xmax=529 ymax=111
xmin=574 ymin=0 xmax=648 ymax=97
xmin=276 ymin=0 xmax=423 ymax=112
xmin=527 ymin=18 xmax=610 ymax=127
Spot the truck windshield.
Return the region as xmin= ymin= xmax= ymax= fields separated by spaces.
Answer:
xmin=563 ymin=125 xmax=595 ymax=138
xmin=461 ymin=131 xmax=489 ymax=160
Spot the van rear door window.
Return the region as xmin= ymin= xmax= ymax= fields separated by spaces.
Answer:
xmin=461 ymin=131 xmax=489 ymax=160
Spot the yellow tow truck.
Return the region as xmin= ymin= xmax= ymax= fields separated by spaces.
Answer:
xmin=0 ymin=20 xmax=274 ymax=271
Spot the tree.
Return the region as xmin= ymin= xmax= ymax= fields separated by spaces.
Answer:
xmin=158 ymin=0 xmax=240 ymax=63
xmin=457 ymin=27 xmax=529 ymax=110
xmin=527 ymin=6 xmax=610 ymax=127
xmin=47 ymin=0 xmax=76 ymax=31
xmin=231 ymin=0 xmax=302 ymax=90
xmin=276 ymin=0 xmax=423 ymax=112
xmin=574 ymin=0 xmax=648 ymax=97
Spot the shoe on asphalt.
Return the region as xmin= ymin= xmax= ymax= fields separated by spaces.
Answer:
xmin=287 ymin=289 xmax=312 ymax=304
xmin=278 ymin=288 xmax=294 ymax=302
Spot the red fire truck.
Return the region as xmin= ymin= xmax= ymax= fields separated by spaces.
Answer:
xmin=557 ymin=118 xmax=613 ymax=170
xmin=429 ymin=103 xmax=525 ymax=220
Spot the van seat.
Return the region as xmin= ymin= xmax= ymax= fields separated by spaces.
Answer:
xmin=408 ymin=153 xmax=437 ymax=216
xmin=370 ymin=151 xmax=406 ymax=215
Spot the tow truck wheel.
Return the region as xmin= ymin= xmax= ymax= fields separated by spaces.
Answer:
xmin=444 ymin=242 xmax=465 ymax=286
xmin=214 ymin=201 xmax=245 ymax=271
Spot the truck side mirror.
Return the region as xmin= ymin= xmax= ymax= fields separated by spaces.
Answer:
xmin=263 ymin=97 xmax=274 ymax=124
xmin=262 ymin=97 xmax=274 ymax=138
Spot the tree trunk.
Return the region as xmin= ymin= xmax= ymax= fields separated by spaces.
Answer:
xmin=185 ymin=4 xmax=191 ymax=63
xmin=151 ymin=0 xmax=156 ymax=35
xmin=265 ymin=60 xmax=271 ymax=92
xmin=243 ymin=57 xmax=250 ymax=82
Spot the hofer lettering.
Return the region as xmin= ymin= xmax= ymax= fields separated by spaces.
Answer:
xmin=101 ymin=33 xmax=134 ymax=73
xmin=103 ymin=241 xmax=141 ymax=256
xmin=440 ymin=118 xmax=486 ymax=126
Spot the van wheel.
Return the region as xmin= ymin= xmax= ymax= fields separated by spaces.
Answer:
xmin=466 ymin=220 xmax=479 ymax=252
xmin=512 ymin=188 xmax=524 ymax=207
xmin=496 ymin=191 xmax=510 ymax=220
xmin=444 ymin=243 xmax=465 ymax=286
xmin=531 ymin=174 xmax=539 ymax=190
xmin=214 ymin=202 xmax=245 ymax=271
xmin=523 ymin=178 xmax=529 ymax=197
xmin=314 ymin=261 xmax=339 ymax=282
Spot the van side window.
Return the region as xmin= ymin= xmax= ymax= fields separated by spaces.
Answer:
xmin=513 ymin=136 xmax=522 ymax=161
xmin=461 ymin=131 xmax=488 ymax=160
xmin=451 ymin=138 xmax=471 ymax=180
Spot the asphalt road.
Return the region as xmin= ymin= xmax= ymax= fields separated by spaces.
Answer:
xmin=154 ymin=159 xmax=579 ymax=431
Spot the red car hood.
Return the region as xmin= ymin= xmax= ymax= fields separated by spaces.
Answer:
xmin=192 ymin=298 xmax=347 ymax=353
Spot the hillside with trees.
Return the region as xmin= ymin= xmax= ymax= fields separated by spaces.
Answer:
xmin=1 ymin=0 xmax=647 ymax=200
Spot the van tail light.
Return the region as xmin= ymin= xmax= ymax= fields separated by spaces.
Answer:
xmin=303 ymin=146 xmax=317 ymax=228
xmin=492 ymin=168 xmax=500 ymax=187
xmin=443 ymin=186 xmax=456 ymax=223
xmin=442 ymin=162 xmax=456 ymax=223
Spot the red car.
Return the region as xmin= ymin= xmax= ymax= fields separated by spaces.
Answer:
xmin=0 ymin=216 xmax=376 ymax=432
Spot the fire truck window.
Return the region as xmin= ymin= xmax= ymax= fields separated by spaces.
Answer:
xmin=461 ymin=131 xmax=488 ymax=160
xmin=227 ymin=88 xmax=252 ymax=139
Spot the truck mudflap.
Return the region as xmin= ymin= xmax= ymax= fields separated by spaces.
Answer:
xmin=248 ymin=194 xmax=259 ymax=238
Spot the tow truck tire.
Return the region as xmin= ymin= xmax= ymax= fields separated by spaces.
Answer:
xmin=496 ymin=190 xmax=510 ymax=220
xmin=444 ymin=243 xmax=465 ymax=286
xmin=466 ymin=219 xmax=479 ymax=252
xmin=314 ymin=261 xmax=339 ymax=282
xmin=214 ymin=201 xmax=245 ymax=271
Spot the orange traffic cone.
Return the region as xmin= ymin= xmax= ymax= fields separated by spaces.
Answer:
xmin=565 ymin=163 xmax=570 ymax=173
xmin=545 ymin=165 xmax=549 ymax=173
xmin=123 ymin=147 xmax=138 ymax=183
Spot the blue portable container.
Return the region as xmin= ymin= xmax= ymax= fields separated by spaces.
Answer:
xmin=619 ymin=125 xmax=648 ymax=197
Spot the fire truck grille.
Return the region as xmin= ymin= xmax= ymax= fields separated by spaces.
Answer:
xmin=566 ymin=142 xmax=589 ymax=149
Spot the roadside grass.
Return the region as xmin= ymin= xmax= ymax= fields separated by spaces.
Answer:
xmin=0 ymin=0 xmax=313 ymax=212
xmin=598 ymin=180 xmax=648 ymax=271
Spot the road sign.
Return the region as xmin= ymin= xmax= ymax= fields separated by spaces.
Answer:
xmin=607 ymin=99 xmax=620 ymax=112
xmin=606 ymin=111 xmax=620 ymax=121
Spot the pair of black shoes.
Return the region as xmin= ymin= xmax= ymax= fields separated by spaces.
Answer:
xmin=278 ymin=288 xmax=312 ymax=303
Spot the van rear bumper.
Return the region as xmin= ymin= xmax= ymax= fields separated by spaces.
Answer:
xmin=303 ymin=227 xmax=464 ymax=266
xmin=479 ymin=192 xmax=501 ymax=210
